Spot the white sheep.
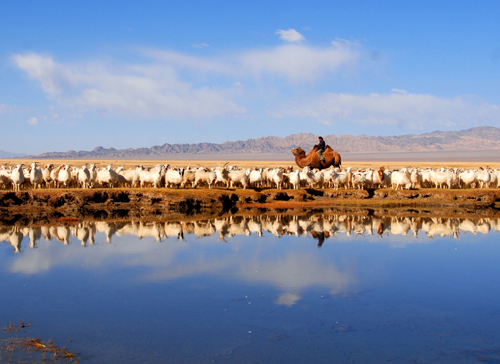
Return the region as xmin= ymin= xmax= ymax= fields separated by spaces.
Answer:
xmin=96 ymin=164 xmax=120 ymax=188
xmin=458 ymin=170 xmax=477 ymax=188
xmin=194 ymin=168 xmax=217 ymax=189
xmin=352 ymin=171 xmax=366 ymax=190
xmin=429 ymin=168 xmax=453 ymax=189
xmin=116 ymin=166 xmax=141 ymax=188
xmin=248 ymin=168 xmax=263 ymax=188
xmin=391 ymin=169 xmax=411 ymax=190
xmin=331 ymin=167 xmax=352 ymax=190
xmin=286 ymin=169 xmax=301 ymax=189
xmin=0 ymin=165 xmax=12 ymax=189
xmin=476 ymin=169 xmax=491 ymax=188
xmin=299 ymin=167 xmax=314 ymax=188
xmin=138 ymin=166 xmax=163 ymax=188
xmin=214 ymin=165 xmax=230 ymax=188
xmin=78 ymin=164 xmax=91 ymax=189
xmin=180 ymin=167 xmax=197 ymax=188
xmin=58 ymin=165 xmax=72 ymax=188
xmin=271 ymin=167 xmax=284 ymax=190
xmin=310 ymin=169 xmax=325 ymax=189
xmin=229 ymin=168 xmax=250 ymax=189
xmin=30 ymin=162 xmax=44 ymax=189
xmin=41 ymin=164 xmax=53 ymax=188
xmin=165 ymin=167 xmax=184 ymax=188
xmin=410 ymin=168 xmax=423 ymax=189
xmin=10 ymin=164 xmax=25 ymax=191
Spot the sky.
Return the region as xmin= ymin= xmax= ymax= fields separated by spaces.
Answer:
xmin=1 ymin=0 xmax=499 ymax=155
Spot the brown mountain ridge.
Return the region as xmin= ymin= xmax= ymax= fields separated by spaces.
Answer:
xmin=29 ymin=126 xmax=500 ymax=159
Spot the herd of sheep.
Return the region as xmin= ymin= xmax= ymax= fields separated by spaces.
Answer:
xmin=1 ymin=213 xmax=497 ymax=252
xmin=1 ymin=162 xmax=499 ymax=191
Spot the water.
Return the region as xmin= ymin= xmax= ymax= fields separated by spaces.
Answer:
xmin=1 ymin=212 xmax=500 ymax=363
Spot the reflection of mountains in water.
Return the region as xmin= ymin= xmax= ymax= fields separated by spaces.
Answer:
xmin=1 ymin=213 xmax=498 ymax=252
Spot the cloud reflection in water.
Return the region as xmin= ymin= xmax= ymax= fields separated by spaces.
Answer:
xmin=2 ymin=212 xmax=499 ymax=306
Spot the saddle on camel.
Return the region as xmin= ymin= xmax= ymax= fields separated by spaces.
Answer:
xmin=291 ymin=139 xmax=342 ymax=170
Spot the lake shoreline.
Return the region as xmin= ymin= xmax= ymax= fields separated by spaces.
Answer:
xmin=1 ymin=187 xmax=500 ymax=224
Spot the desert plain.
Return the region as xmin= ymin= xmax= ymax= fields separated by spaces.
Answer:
xmin=4 ymin=149 xmax=500 ymax=169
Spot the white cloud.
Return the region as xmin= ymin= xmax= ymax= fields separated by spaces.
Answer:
xmin=9 ymin=231 xmax=355 ymax=306
xmin=276 ymin=29 xmax=305 ymax=43
xmin=14 ymin=54 xmax=66 ymax=95
xmin=143 ymin=49 xmax=233 ymax=75
xmin=15 ymin=47 xmax=496 ymax=133
xmin=12 ymin=43 xmax=359 ymax=121
xmin=391 ymin=88 xmax=408 ymax=94
xmin=0 ymin=104 xmax=16 ymax=117
xmin=13 ymin=53 xmax=246 ymax=120
xmin=276 ymin=92 xmax=500 ymax=129
xmin=331 ymin=37 xmax=357 ymax=48
xmin=146 ymin=41 xmax=358 ymax=83
xmin=276 ymin=292 xmax=302 ymax=306
xmin=239 ymin=44 xmax=357 ymax=82
xmin=192 ymin=43 xmax=209 ymax=48
xmin=27 ymin=117 xmax=39 ymax=125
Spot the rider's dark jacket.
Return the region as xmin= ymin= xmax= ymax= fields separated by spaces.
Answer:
xmin=316 ymin=139 xmax=326 ymax=151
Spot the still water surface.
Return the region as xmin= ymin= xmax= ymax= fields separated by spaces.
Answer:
xmin=1 ymin=213 xmax=500 ymax=363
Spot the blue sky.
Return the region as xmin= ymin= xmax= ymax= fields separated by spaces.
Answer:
xmin=1 ymin=1 xmax=499 ymax=154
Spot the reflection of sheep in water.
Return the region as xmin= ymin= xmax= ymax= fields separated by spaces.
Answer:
xmin=247 ymin=218 xmax=263 ymax=237
xmin=164 ymin=222 xmax=184 ymax=240
xmin=425 ymin=218 xmax=459 ymax=238
xmin=476 ymin=218 xmax=491 ymax=235
xmin=192 ymin=221 xmax=216 ymax=238
xmin=48 ymin=226 xmax=71 ymax=245
xmin=2 ymin=213 xmax=498 ymax=253
xmin=391 ymin=217 xmax=411 ymax=236
xmin=227 ymin=216 xmax=250 ymax=237
xmin=137 ymin=222 xmax=164 ymax=242
xmin=0 ymin=226 xmax=13 ymax=244
xmin=72 ymin=223 xmax=90 ymax=246
xmin=26 ymin=226 xmax=42 ymax=248
xmin=8 ymin=227 xmax=23 ymax=253
xmin=95 ymin=222 xmax=118 ymax=243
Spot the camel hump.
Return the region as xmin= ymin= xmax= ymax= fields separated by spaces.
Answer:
xmin=313 ymin=144 xmax=332 ymax=152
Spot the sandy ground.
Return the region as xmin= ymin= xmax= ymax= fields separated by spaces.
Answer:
xmin=3 ymin=152 xmax=500 ymax=170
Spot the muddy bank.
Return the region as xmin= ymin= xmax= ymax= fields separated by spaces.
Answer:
xmin=1 ymin=188 xmax=500 ymax=224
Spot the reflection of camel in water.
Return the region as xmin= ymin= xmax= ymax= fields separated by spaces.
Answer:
xmin=310 ymin=231 xmax=326 ymax=247
xmin=291 ymin=145 xmax=341 ymax=170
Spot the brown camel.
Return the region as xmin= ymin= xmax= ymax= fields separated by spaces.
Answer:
xmin=291 ymin=145 xmax=342 ymax=170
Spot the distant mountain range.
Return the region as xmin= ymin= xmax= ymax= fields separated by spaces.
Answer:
xmin=24 ymin=126 xmax=500 ymax=159
xmin=0 ymin=150 xmax=26 ymax=159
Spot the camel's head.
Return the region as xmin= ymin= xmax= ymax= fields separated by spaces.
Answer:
xmin=291 ymin=147 xmax=305 ymax=157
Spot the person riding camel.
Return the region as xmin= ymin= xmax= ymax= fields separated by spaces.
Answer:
xmin=316 ymin=136 xmax=326 ymax=162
